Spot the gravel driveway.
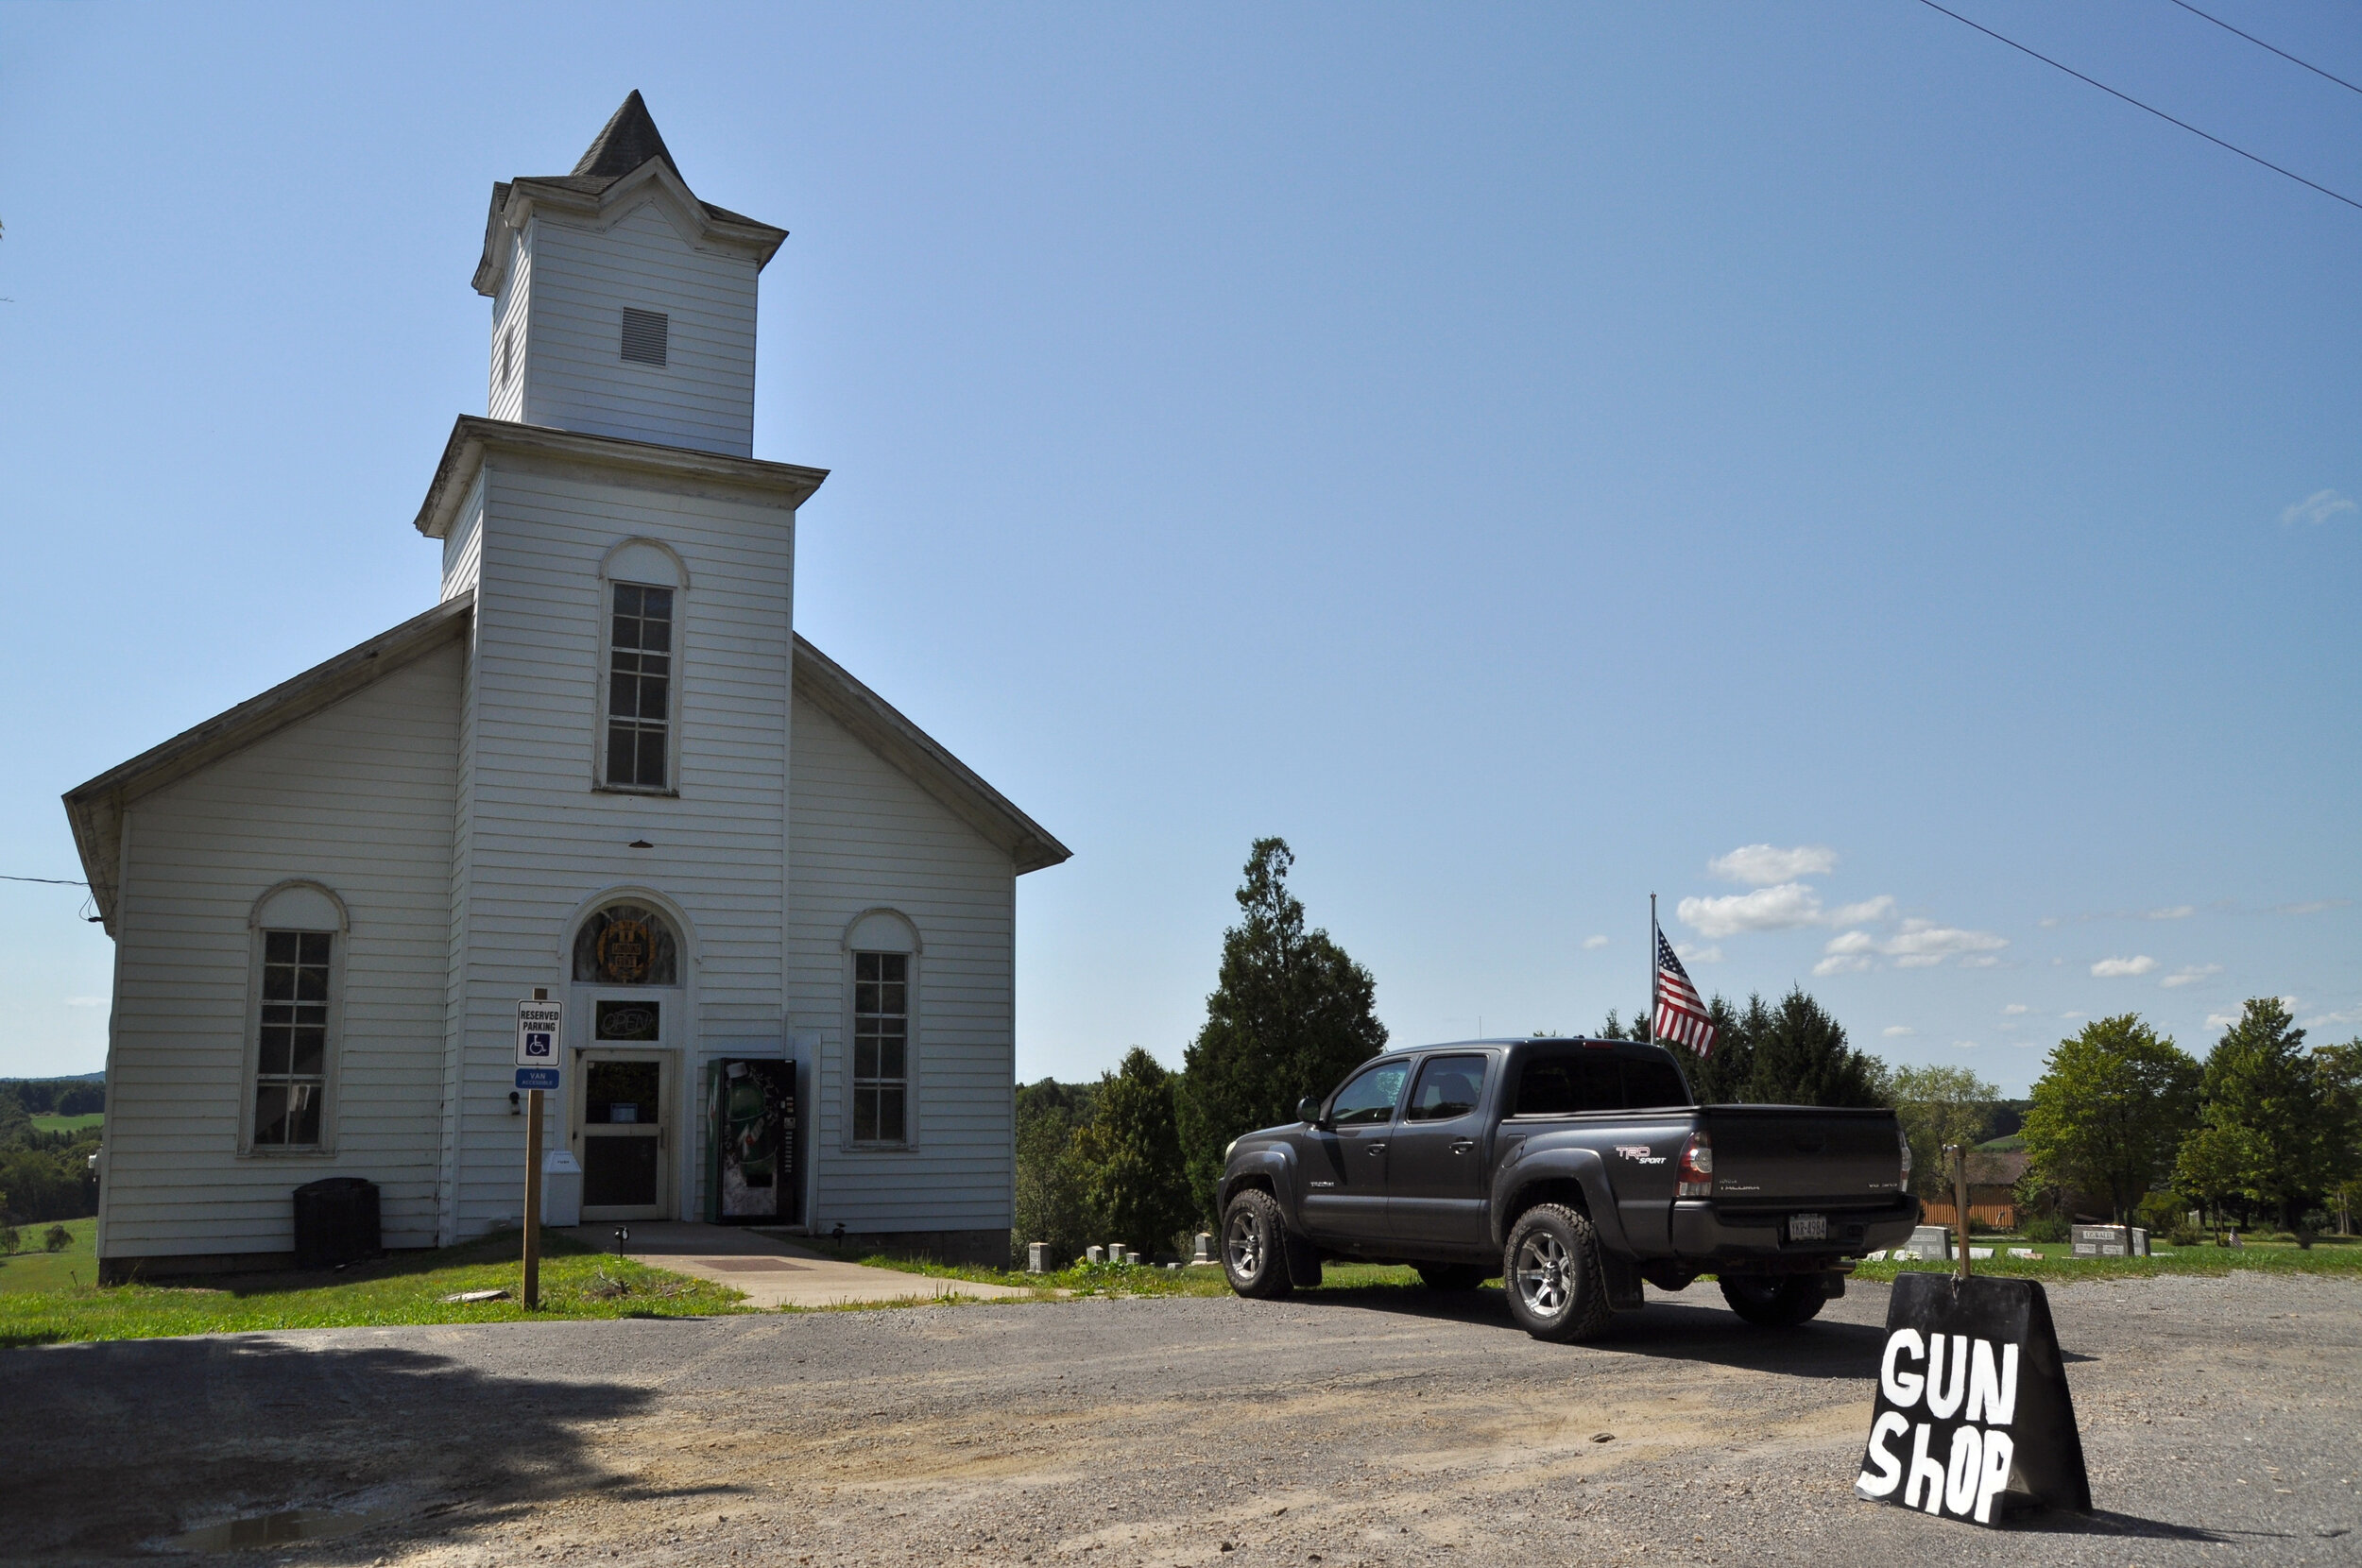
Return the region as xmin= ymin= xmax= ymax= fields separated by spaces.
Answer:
xmin=5 ymin=1270 xmax=2355 ymax=1564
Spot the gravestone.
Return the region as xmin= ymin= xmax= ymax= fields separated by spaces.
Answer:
xmin=1190 ymin=1233 xmax=1218 ymax=1266
xmin=2070 ymin=1224 xmax=2148 ymax=1258
xmin=1087 ymin=1245 xmax=1104 ymax=1265
xmin=1106 ymin=1241 xmax=1128 ymax=1266
xmin=1855 ymin=1273 xmax=2090 ymax=1526
xmin=1899 ymin=1225 xmax=1952 ymax=1261
xmin=1026 ymin=1241 xmax=1049 ymax=1273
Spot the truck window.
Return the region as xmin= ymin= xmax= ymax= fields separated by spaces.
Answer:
xmin=1621 ymin=1054 xmax=1693 ymax=1109
xmin=1512 ymin=1051 xmax=1621 ymax=1116
xmin=1328 ymin=1061 xmax=1411 ymax=1126
xmin=1405 ymin=1054 xmax=1489 ymax=1121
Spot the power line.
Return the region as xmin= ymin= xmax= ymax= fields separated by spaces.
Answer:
xmin=2163 ymin=0 xmax=2362 ymax=98
xmin=1914 ymin=0 xmax=2362 ymax=213
xmin=1 ymin=874 xmax=86 ymax=886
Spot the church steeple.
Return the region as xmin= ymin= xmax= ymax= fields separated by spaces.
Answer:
xmin=471 ymin=94 xmax=788 ymax=458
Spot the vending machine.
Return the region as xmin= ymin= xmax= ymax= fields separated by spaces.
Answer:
xmin=705 ymin=1058 xmax=797 ymax=1223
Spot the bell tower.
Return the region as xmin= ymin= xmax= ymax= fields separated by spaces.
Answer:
xmin=471 ymin=92 xmax=788 ymax=457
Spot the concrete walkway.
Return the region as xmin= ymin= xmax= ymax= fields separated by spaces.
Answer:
xmin=556 ymin=1221 xmax=1039 ymax=1309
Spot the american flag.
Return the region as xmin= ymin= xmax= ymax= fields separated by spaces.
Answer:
xmin=1653 ymin=929 xmax=1717 ymax=1054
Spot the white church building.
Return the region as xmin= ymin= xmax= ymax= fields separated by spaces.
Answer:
xmin=64 ymin=94 xmax=1069 ymax=1278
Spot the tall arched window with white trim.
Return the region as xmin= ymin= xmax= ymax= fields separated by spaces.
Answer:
xmin=597 ymin=539 xmax=687 ymax=793
xmin=246 ymin=881 xmax=348 ymax=1153
xmin=844 ymin=910 xmax=920 ymax=1149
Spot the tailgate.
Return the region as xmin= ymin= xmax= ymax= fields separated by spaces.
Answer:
xmin=1703 ymin=1105 xmax=1905 ymax=1205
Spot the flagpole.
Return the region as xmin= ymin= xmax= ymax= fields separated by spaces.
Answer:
xmin=1649 ymin=893 xmax=1658 ymax=1044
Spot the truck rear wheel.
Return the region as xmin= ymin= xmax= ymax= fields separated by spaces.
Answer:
xmin=1222 ymin=1188 xmax=1293 ymax=1300
xmin=1501 ymin=1204 xmax=1615 ymax=1342
xmin=1719 ymin=1274 xmax=1827 ymax=1327
xmin=1415 ymin=1263 xmax=1487 ymax=1291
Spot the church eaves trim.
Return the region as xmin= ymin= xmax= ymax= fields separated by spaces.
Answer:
xmin=793 ymin=635 xmax=1074 ymax=878
xmin=60 ymin=595 xmax=476 ymax=936
xmin=411 ymin=416 xmax=830 ymax=539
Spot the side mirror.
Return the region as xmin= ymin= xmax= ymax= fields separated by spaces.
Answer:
xmin=1297 ymin=1095 xmax=1324 ymax=1126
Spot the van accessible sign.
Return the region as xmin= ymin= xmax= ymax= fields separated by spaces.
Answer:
xmin=1855 ymin=1273 xmax=2090 ymax=1525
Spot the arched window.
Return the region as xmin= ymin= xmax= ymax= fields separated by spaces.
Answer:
xmin=246 ymin=880 xmax=350 ymax=1154
xmin=597 ymin=538 xmax=687 ymax=793
xmin=573 ymin=903 xmax=681 ymax=986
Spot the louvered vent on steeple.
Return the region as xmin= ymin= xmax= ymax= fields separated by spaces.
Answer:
xmin=621 ymin=308 xmax=670 ymax=367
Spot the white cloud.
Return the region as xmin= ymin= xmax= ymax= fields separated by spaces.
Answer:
xmin=2160 ymin=963 xmax=2221 ymax=989
xmin=1676 ymin=944 xmax=1724 ymax=964
xmin=2092 ymin=955 xmax=2157 ymax=978
xmin=1883 ymin=1025 xmax=1916 ymax=1038
xmin=2205 ymin=1012 xmax=2240 ymax=1031
xmin=2302 ymin=1006 xmax=2361 ymax=1030
xmin=1828 ymin=895 xmax=1897 ymax=926
xmin=2276 ymin=899 xmax=2350 ymax=916
xmin=1581 ymin=934 xmax=1609 ymax=950
xmin=2062 ymin=1011 xmax=2084 ymax=1019
xmin=1954 ymin=1040 xmax=1980 ymax=1050
xmin=1812 ymin=920 xmax=2006 ymax=976
xmin=1708 ymin=844 xmax=1837 ymax=886
xmin=2282 ymin=488 xmax=2357 ymax=527
xmin=1680 ymin=882 xmax=1825 ymax=938
xmin=2002 ymin=1003 xmax=2029 ymax=1016
xmin=62 ymin=997 xmax=105 ymax=1008
xmin=2147 ymin=906 xmax=2195 ymax=920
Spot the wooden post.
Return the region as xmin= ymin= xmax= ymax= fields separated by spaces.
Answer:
xmin=1948 ymin=1142 xmax=1972 ymax=1280
xmin=522 ymin=986 xmax=548 ymax=1309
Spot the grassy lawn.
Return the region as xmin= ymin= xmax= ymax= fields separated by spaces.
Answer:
xmin=29 ymin=1113 xmax=103 ymax=1134
xmin=1857 ymin=1233 xmax=2362 ymax=1286
xmin=799 ymin=1240 xmax=1434 ymax=1300
xmin=0 ymin=1216 xmax=101 ymax=1294
xmin=0 ymin=1228 xmax=745 ymax=1348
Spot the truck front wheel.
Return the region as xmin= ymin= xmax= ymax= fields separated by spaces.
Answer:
xmin=1222 ymin=1188 xmax=1293 ymax=1299
xmin=1719 ymin=1274 xmax=1827 ymax=1327
xmin=1501 ymin=1204 xmax=1615 ymax=1342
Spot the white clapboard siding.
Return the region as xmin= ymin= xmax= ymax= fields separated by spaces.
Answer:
xmin=790 ymin=692 xmax=1017 ymax=1235
xmin=519 ymin=203 xmax=758 ymax=457
xmin=105 ymin=645 xmax=462 ymax=1256
xmin=440 ymin=457 xmax=794 ymax=1236
xmin=487 ymin=228 xmax=530 ymax=425
xmin=441 ymin=476 xmax=486 ymax=604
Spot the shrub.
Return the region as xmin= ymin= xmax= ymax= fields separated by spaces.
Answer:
xmin=2166 ymin=1221 xmax=2202 ymax=1248
xmin=0 ymin=1223 xmax=16 ymax=1255
xmin=42 ymin=1224 xmax=70 ymax=1253
xmin=2021 ymin=1215 xmax=2069 ymax=1243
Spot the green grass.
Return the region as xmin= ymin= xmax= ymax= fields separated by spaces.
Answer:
xmin=28 ymin=1113 xmax=103 ymax=1133
xmin=796 ymin=1240 xmax=1437 ymax=1300
xmin=0 ymin=1216 xmax=100 ymax=1293
xmin=1857 ymin=1236 xmax=2362 ymax=1286
xmin=0 ymin=1228 xmax=747 ymax=1348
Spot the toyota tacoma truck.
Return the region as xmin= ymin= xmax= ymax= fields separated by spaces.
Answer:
xmin=1216 ymin=1035 xmax=1920 ymax=1341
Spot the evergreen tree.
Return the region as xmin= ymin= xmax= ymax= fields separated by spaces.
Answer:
xmin=1070 ymin=1048 xmax=1195 ymax=1256
xmin=2020 ymin=1014 xmax=2199 ymax=1224
xmin=1732 ymin=988 xmax=1886 ymax=1107
xmin=2179 ymin=998 xmax=2341 ymax=1230
xmin=1012 ymin=1078 xmax=1095 ymax=1263
xmin=1176 ymin=839 xmax=1388 ymax=1221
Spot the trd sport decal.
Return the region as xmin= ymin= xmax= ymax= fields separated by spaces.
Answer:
xmin=1614 ymin=1144 xmax=1667 ymax=1165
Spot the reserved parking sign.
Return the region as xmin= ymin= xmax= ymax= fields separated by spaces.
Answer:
xmin=516 ymin=998 xmax=564 ymax=1069
xmin=1855 ymin=1273 xmax=2090 ymax=1525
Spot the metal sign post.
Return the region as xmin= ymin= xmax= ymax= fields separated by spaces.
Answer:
xmin=1948 ymin=1143 xmax=1972 ymax=1281
xmin=515 ymin=991 xmax=565 ymax=1309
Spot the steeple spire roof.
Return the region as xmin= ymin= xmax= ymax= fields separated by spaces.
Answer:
xmin=573 ymin=90 xmax=680 ymax=183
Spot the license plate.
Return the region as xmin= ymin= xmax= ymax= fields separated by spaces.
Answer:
xmin=1789 ymin=1212 xmax=1827 ymax=1242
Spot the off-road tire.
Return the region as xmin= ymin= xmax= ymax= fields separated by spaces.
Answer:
xmin=1501 ymin=1203 xmax=1615 ymax=1342
xmin=1415 ymin=1263 xmax=1488 ymax=1291
xmin=1223 ymin=1188 xmax=1293 ymax=1299
xmin=1719 ymin=1274 xmax=1828 ymax=1327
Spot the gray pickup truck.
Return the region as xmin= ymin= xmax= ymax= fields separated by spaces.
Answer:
xmin=1217 ymin=1035 xmax=1920 ymax=1341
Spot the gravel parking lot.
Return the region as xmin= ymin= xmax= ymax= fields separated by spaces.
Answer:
xmin=5 ymin=1270 xmax=2356 ymax=1564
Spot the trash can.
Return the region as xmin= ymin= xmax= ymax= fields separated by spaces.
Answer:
xmin=542 ymin=1150 xmax=584 ymax=1228
xmin=292 ymin=1177 xmax=381 ymax=1270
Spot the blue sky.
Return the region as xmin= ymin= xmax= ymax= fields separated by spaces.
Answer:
xmin=3 ymin=3 xmax=2354 ymax=1094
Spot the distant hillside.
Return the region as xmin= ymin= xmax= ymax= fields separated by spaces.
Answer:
xmin=0 ymin=1071 xmax=104 ymax=1082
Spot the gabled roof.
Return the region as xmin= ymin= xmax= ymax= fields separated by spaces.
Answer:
xmin=61 ymin=596 xmax=476 ymax=935
xmin=793 ymin=636 xmax=1072 ymax=876
xmin=60 ymin=598 xmax=1071 ymax=933
xmin=472 ymin=92 xmax=787 ymax=296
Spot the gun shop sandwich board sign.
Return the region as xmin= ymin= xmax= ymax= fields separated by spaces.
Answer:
xmin=1855 ymin=1273 xmax=2091 ymax=1526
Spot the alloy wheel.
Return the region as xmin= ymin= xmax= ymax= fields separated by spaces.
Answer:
xmin=1515 ymin=1232 xmax=1569 ymax=1317
xmin=1226 ymin=1211 xmax=1263 ymax=1277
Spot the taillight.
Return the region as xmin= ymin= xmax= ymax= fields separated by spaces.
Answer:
xmin=1896 ymin=1122 xmax=1913 ymax=1185
xmin=1677 ymin=1131 xmax=1713 ymax=1198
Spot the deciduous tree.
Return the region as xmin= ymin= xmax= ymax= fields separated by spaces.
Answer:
xmin=1889 ymin=1065 xmax=2001 ymax=1202
xmin=2182 ymin=998 xmax=2343 ymax=1230
xmin=2021 ymin=1014 xmax=2199 ymax=1225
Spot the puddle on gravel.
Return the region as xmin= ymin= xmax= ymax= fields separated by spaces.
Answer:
xmin=167 ymin=1508 xmax=384 ymax=1551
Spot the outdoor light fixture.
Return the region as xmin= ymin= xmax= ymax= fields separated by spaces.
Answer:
xmin=508 ymin=1090 xmax=522 ymax=1117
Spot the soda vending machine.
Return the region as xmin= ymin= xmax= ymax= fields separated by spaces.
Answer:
xmin=706 ymin=1058 xmax=797 ymax=1223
